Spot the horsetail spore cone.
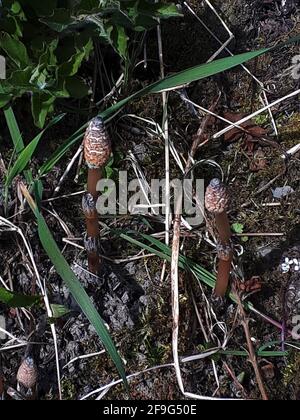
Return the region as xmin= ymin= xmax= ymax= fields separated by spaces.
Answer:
xmin=84 ymin=116 xmax=112 ymax=199
xmin=83 ymin=117 xmax=112 ymax=274
xmin=205 ymin=178 xmax=232 ymax=297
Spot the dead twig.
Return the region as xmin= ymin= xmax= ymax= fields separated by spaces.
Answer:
xmin=186 ymin=94 xmax=220 ymax=172
xmin=233 ymin=282 xmax=269 ymax=401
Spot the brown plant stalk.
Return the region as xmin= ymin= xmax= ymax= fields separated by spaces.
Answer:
xmin=83 ymin=117 xmax=111 ymax=274
xmin=205 ymin=178 xmax=232 ymax=297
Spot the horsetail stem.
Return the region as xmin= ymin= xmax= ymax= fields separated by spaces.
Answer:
xmin=83 ymin=117 xmax=111 ymax=274
xmin=205 ymin=178 xmax=232 ymax=297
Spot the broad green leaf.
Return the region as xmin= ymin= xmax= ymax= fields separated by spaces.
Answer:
xmin=8 ymin=66 xmax=33 ymax=88
xmin=0 ymin=287 xmax=41 ymax=308
xmin=0 ymin=93 xmax=12 ymax=108
xmin=50 ymin=304 xmax=71 ymax=319
xmin=5 ymin=114 xmax=65 ymax=187
xmin=21 ymin=186 xmax=128 ymax=390
xmin=138 ymin=2 xmax=182 ymax=19
xmin=0 ymin=33 xmax=29 ymax=68
xmin=58 ymin=38 xmax=93 ymax=77
xmin=11 ymin=1 xmax=22 ymax=14
xmin=109 ymin=9 xmax=134 ymax=28
xmin=65 ymin=76 xmax=89 ymax=98
xmin=111 ymin=24 xmax=128 ymax=59
xmin=29 ymin=66 xmax=49 ymax=90
xmin=31 ymin=92 xmax=56 ymax=128
xmin=0 ymin=16 xmax=18 ymax=35
xmin=75 ymin=0 xmax=101 ymax=14
xmin=39 ymin=9 xmax=75 ymax=32
xmin=155 ymin=4 xmax=182 ymax=18
xmin=133 ymin=14 xmax=158 ymax=31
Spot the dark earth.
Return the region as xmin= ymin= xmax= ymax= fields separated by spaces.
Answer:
xmin=0 ymin=0 xmax=300 ymax=400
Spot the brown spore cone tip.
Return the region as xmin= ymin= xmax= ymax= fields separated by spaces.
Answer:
xmin=17 ymin=356 xmax=38 ymax=389
xmin=84 ymin=116 xmax=112 ymax=169
xmin=205 ymin=178 xmax=230 ymax=214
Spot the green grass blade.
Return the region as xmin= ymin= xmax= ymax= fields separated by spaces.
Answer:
xmin=38 ymin=37 xmax=300 ymax=175
xmin=5 ymin=114 xmax=65 ymax=188
xmin=3 ymin=107 xmax=24 ymax=154
xmin=0 ymin=288 xmax=42 ymax=308
xmin=21 ymin=187 xmax=128 ymax=390
xmin=220 ymin=350 xmax=287 ymax=357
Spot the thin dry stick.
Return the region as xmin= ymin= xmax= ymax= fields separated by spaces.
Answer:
xmin=186 ymin=95 xmax=220 ymax=172
xmin=184 ymin=0 xmax=278 ymax=134
xmin=234 ymin=285 xmax=268 ymax=401
xmin=81 ymin=363 xmax=174 ymax=400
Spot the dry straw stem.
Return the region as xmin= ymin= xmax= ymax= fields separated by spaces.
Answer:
xmin=0 ymin=360 xmax=4 ymax=399
xmin=12 ymin=185 xmax=62 ymax=400
xmin=205 ymin=178 xmax=232 ymax=297
xmin=83 ymin=117 xmax=111 ymax=274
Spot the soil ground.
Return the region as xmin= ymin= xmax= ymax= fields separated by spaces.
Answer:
xmin=0 ymin=0 xmax=300 ymax=400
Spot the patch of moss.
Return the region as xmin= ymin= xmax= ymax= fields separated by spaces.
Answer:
xmin=283 ymin=351 xmax=300 ymax=398
xmin=61 ymin=378 xmax=77 ymax=400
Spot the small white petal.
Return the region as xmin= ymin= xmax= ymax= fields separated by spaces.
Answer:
xmin=282 ymin=263 xmax=289 ymax=269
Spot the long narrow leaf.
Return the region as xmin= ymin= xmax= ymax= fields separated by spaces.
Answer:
xmin=220 ymin=350 xmax=287 ymax=357
xmin=0 ymin=86 xmax=25 ymax=154
xmin=5 ymin=114 xmax=65 ymax=188
xmin=120 ymin=231 xmax=216 ymax=289
xmin=39 ymin=35 xmax=300 ymax=176
xmin=20 ymin=185 xmax=128 ymax=390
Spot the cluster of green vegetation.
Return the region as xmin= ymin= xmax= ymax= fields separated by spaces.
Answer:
xmin=0 ymin=0 xmax=180 ymax=127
